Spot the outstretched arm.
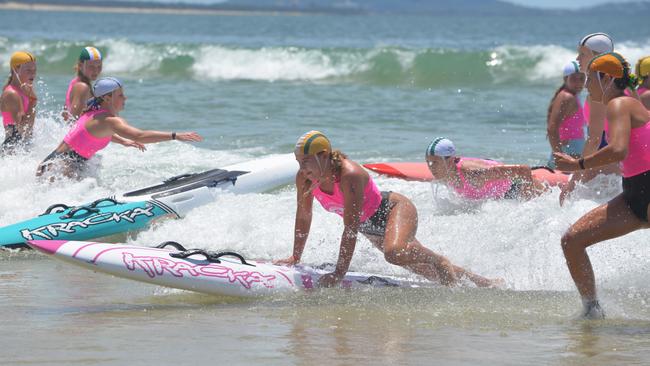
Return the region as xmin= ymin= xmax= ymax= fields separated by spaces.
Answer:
xmin=111 ymin=134 xmax=146 ymax=151
xmin=108 ymin=116 xmax=203 ymax=144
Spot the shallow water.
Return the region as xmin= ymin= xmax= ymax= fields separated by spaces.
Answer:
xmin=1 ymin=7 xmax=650 ymax=366
xmin=2 ymin=257 xmax=650 ymax=365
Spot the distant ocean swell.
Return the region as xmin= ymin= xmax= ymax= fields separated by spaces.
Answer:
xmin=1 ymin=37 xmax=649 ymax=86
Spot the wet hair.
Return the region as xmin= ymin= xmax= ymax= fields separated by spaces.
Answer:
xmin=3 ymin=74 xmax=12 ymax=90
xmin=330 ymin=150 xmax=347 ymax=175
xmin=598 ymin=61 xmax=638 ymax=91
xmin=75 ymin=61 xmax=93 ymax=88
xmin=547 ymin=80 xmax=569 ymax=125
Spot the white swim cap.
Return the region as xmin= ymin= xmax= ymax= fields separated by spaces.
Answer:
xmin=579 ymin=33 xmax=614 ymax=54
xmin=426 ymin=137 xmax=455 ymax=157
xmin=93 ymin=77 xmax=122 ymax=98
xmin=563 ymin=61 xmax=581 ymax=77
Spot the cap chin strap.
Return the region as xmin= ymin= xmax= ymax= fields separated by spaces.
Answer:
xmin=314 ymin=153 xmax=331 ymax=184
xmin=595 ymin=72 xmax=614 ymax=103
xmin=11 ymin=67 xmax=22 ymax=85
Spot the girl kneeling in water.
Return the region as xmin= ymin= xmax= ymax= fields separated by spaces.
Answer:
xmin=425 ymin=137 xmax=547 ymax=201
xmin=37 ymin=77 xmax=203 ymax=179
xmin=276 ymin=131 xmax=500 ymax=288
xmin=554 ymin=52 xmax=650 ymax=319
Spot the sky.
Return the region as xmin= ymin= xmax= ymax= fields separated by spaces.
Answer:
xmin=506 ymin=0 xmax=648 ymax=9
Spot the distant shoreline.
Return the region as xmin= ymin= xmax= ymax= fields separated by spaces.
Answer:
xmin=1 ymin=0 xmax=647 ymax=17
xmin=0 ymin=1 xmax=343 ymax=16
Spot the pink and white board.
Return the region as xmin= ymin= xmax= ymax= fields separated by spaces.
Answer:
xmin=28 ymin=240 xmax=433 ymax=297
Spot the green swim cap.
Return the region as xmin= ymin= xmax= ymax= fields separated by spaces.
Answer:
xmin=79 ymin=47 xmax=102 ymax=61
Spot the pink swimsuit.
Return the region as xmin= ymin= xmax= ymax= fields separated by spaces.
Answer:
xmin=2 ymin=85 xmax=29 ymax=127
xmin=558 ymin=96 xmax=586 ymax=140
xmin=452 ymin=158 xmax=513 ymax=200
xmin=64 ymin=77 xmax=79 ymax=112
xmin=312 ymin=176 xmax=382 ymax=222
xmin=605 ymin=116 xmax=650 ymax=178
xmin=63 ymin=109 xmax=112 ymax=159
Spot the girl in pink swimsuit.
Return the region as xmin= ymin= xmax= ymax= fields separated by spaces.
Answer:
xmin=62 ymin=46 xmax=103 ymax=122
xmin=425 ymin=138 xmax=546 ymax=200
xmin=276 ymin=131 xmax=500 ymax=288
xmin=554 ymin=52 xmax=650 ymax=319
xmin=37 ymin=77 xmax=203 ymax=180
xmin=546 ymin=61 xmax=586 ymax=168
xmin=0 ymin=51 xmax=38 ymax=153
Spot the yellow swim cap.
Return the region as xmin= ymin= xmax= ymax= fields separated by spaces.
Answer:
xmin=10 ymin=51 xmax=36 ymax=70
xmin=636 ymin=56 xmax=650 ymax=78
xmin=295 ymin=130 xmax=331 ymax=156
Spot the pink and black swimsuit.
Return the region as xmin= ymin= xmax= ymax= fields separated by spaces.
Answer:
xmin=605 ymin=110 xmax=650 ymax=221
xmin=1 ymin=84 xmax=30 ymax=147
xmin=40 ymin=108 xmax=112 ymax=171
xmin=312 ymin=175 xmax=393 ymax=237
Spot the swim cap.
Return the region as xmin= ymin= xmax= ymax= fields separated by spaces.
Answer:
xmin=295 ymin=130 xmax=331 ymax=156
xmin=636 ymin=56 xmax=650 ymax=78
xmin=588 ymin=52 xmax=627 ymax=78
xmin=93 ymin=77 xmax=122 ymax=98
xmin=563 ymin=61 xmax=581 ymax=77
xmin=79 ymin=47 xmax=102 ymax=61
xmin=426 ymin=137 xmax=455 ymax=157
xmin=588 ymin=52 xmax=639 ymax=90
xmin=10 ymin=51 xmax=36 ymax=69
xmin=579 ymin=33 xmax=614 ymax=54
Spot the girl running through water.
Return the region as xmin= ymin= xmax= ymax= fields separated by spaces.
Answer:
xmin=62 ymin=46 xmax=103 ymax=122
xmin=546 ymin=61 xmax=586 ymax=168
xmin=425 ymin=137 xmax=547 ymax=201
xmin=276 ymin=131 xmax=501 ymax=288
xmin=0 ymin=51 xmax=37 ymax=154
xmin=554 ymin=52 xmax=650 ymax=319
xmin=37 ymin=77 xmax=203 ymax=179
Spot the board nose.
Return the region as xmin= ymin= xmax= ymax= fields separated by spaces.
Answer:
xmin=27 ymin=240 xmax=67 ymax=255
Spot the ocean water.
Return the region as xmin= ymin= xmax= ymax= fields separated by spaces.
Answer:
xmin=1 ymin=8 xmax=650 ymax=365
